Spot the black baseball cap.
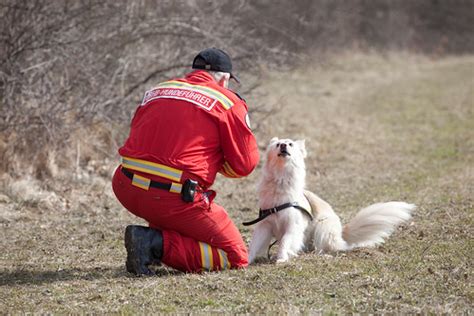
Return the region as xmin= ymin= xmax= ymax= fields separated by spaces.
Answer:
xmin=192 ymin=48 xmax=240 ymax=83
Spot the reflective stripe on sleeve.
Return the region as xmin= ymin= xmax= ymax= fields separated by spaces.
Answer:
xmin=223 ymin=161 xmax=239 ymax=178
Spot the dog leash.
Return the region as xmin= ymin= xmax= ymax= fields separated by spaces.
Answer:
xmin=242 ymin=202 xmax=312 ymax=226
xmin=267 ymin=239 xmax=278 ymax=259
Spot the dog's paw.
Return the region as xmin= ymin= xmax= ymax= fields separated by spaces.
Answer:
xmin=275 ymin=256 xmax=290 ymax=263
xmin=251 ymin=257 xmax=272 ymax=265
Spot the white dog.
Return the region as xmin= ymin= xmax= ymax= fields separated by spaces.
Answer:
xmin=247 ymin=137 xmax=415 ymax=263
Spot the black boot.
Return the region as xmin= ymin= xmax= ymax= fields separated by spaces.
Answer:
xmin=124 ymin=225 xmax=163 ymax=276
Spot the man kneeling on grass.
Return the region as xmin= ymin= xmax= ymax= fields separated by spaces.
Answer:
xmin=112 ymin=48 xmax=259 ymax=275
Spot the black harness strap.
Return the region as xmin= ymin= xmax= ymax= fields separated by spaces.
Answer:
xmin=242 ymin=202 xmax=312 ymax=226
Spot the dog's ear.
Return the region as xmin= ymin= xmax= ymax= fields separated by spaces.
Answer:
xmin=269 ymin=137 xmax=279 ymax=145
xmin=296 ymin=139 xmax=307 ymax=158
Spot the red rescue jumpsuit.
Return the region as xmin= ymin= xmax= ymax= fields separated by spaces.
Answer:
xmin=112 ymin=70 xmax=259 ymax=272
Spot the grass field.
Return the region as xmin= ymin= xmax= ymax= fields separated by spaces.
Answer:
xmin=1 ymin=52 xmax=472 ymax=313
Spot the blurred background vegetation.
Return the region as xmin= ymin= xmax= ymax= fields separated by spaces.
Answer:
xmin=0 ymin=0 xmax=473 ymax=178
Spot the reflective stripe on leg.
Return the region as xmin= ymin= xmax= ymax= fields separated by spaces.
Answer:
xmin=217 ymin=248 xmax=230 ymax=270
xmin=199 ymin=241 xmax=213 ymax=271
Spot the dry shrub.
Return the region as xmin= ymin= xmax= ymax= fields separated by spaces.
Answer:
xmin=0 ymin=1 xmax=269 ymax=178
xmin=0 ymin=0 xmax=472 ymax=179
xmin=1 ymin=173 xmax=64 ymax=211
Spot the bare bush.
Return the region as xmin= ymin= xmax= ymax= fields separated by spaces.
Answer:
xmin=0 ymin=0 xmax=472 ymax=177
xmin=0 ymin=1 xmax=267 ymax=176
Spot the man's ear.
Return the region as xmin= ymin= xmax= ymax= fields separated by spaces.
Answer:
xmin=218 ymin=73 xmax=230 ymax=88
xmin=296 ymin=139 xmax=307 ymax=158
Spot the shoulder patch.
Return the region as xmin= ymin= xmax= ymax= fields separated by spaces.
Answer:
xmin=142 ymin=80 xmax=234 ymax=111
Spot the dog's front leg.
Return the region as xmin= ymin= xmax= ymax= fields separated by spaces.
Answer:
xmin=276 ymin=233 xmax=293 ymax=263
xmin=276 ymin=227 xmax=304 ymax=263
xmin=248 ymin=222 xmax=273 ymax=264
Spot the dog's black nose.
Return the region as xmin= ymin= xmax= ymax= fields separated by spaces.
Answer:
xmin=277 ymin=143 xmax=291 ymax=157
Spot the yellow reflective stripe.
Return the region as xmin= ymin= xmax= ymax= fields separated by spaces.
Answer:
xmin=157 ymin=80 xmax=234 ymax=110
xmin=199 ymin=242 xmax=213 ymax=271
xmin=220 ymin=165 xmax=230 ymax=177
xmin=131 ymin=174 xmax=150 ymax=190
xmin=223 ymin=161 xmax=239 ymax=177
xmin=221 ymin=169 xmax=234 ymax=178
xmin=169 ymin=182 xmax=182 ymax=194
xmin=208 ymin=244 xmax=214 ymax=270
xmin=121 ymin=156 xmax=182 ymax=182
xmin=222 ymin=167 xmax=236 ymax=178
xmin=158 ymin=80 xmax=233 ymax=109
xmin=222 ymin=162 xmax=233 ymax=177
xmin=217 ymin=249 xmax=230 ymax=270
xmin=199 ymin=242 xmax=206 ymax=270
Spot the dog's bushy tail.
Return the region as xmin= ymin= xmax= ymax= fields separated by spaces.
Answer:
xmin=341 ymin=202 xmax=415 ymax=249
xmin=308 ymin=192 xmax=415 ymax=252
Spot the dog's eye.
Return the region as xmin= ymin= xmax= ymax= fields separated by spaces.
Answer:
xmin=289 ymin=143 xmax=293 ymax=147
xmin=276 ymin=143 xmax=280 ymax=148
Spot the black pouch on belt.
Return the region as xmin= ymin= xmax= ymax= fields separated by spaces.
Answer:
xmin=181 ymin=179 xmax=198 ymax=203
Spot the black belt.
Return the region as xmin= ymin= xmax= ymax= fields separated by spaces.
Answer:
xmin=121 ymin=167 xmax=177 ymax=192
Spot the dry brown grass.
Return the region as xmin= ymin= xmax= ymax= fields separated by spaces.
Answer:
xmin=1 ymin=52 xmax=473 ymax=313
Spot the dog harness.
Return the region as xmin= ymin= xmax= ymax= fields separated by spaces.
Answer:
xmin=242 ymin=196 xmax=313 ymax=226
